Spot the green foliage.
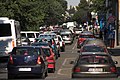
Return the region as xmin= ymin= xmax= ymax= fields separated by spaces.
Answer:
xmin=0 ymin=0 xmax=67 ymax=30
xmin=72 ymin=0 xmax=105 ymax=24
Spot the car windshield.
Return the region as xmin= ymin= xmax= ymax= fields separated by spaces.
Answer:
xmin=79 ymin=55 xmax=110 ymax=64
xmin=82 ymin=46 xmax=105 ymax=52
xmin=12 ymin=48 xmax=40 ymax=55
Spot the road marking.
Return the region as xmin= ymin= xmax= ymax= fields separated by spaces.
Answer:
xmin=72 ymin=41 xmax=77 ymax=50
xmin=57 ymin=68 xmax=72 ymax=75
xmin=62 ymin=58 xmax=75 ymax=66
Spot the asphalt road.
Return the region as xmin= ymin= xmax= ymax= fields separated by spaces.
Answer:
xmin=1 ymin=38 xmax=120 ymax=80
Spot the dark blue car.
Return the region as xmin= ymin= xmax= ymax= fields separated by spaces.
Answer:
xmin=7 ymin=46 xmax=48 ymax=79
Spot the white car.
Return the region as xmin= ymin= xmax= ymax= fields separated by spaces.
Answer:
xmin=54 ymin=35 xmax=65 ymax=52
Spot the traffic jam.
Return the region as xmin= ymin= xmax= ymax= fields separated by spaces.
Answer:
xmin=2 ymin=25 xmax=119 ymax=80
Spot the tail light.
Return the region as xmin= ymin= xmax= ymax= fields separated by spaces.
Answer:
xmin=52 ymin=41 xmax=54 ymax=45
xmin=37 ymin=56 xmax=41 ymax=64
xmin=74 ymin=67 xmax=80 ymax=72
xmin=12 ymin=40 xmax=15 ymax=48
xmin=110 ymin=67 xmax=117 ymax=72
xmin=9 ymin=55 xmax=13 ymax=64
xmin=62 ymin=42 xmax=65 ymax=46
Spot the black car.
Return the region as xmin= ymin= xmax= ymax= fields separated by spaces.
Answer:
xmin=71 ymin=52 xmax=118 ymax=78
xmin=7 ymin=46 xmax=48 ymax=79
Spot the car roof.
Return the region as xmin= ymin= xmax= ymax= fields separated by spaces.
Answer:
xmin=13 ymin=46 xmax=42 ymax=49
xmin=85 ymin=39 xmax=106 ymax=47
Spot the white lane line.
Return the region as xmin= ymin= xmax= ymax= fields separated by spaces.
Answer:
xmin=62 ymin=58 xmax=67 ymax=66
xmin=62 ymin=58 xmax=75 ymax=66
xmin=57 ymin=68 xmax=72 ymax=75
xmin=72 ymin=41 xmax=77 ymax=49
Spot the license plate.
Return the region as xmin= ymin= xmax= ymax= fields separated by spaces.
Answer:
xmin=19 ymin=68 xmax=31 ymax=71
xmin=88 ymin=68 xmax=103 ymax=72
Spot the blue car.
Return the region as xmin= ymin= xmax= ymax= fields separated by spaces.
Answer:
xmin=35 ymin=37 xmax=60 ymax=59
xmin=7 ymin=46 xmax=48 ymax=79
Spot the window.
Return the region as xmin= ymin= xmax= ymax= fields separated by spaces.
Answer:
xmin=82 ymin=46 xmax=105 ymax=52
xmin=79 ymin=55 xmax=109 ymax=64
xmin=0 ymin=24 xmax=11 ymax=37
xmin=27 ymin=33 xmax=35 ymax=38
xmin=12 ymin=48 xmax=40 ymax=55
xmin=42 ymin=48 xmax=51 ymax=57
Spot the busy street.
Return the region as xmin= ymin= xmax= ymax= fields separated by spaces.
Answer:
xmin=1 ymin=0 xmax=120 ymax=80
xmin=0 ymin=38 xmax=120 ymax=80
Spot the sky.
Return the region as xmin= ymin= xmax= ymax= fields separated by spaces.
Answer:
xmin=66 ymin=0 xmax=80 ymax=9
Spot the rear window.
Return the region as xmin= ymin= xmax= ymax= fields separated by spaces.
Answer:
xmin=79 ymin=55 xmax=110 ymax=64
xmin=27 ymin=33 xmax=35 ymax=38
xmin=31 ymin=43 xmax=49 ymax=46
xmin=0 ymin=24 xmax=12 ymax=37
xmin=82 ymin=46 xmax=105 ymax=52
xmin=79 ymin=35 xmax=94 ymax=38
xmin=12 ymin=48 xmax=40 ymax=55
xmin=42 ymin=48 xmax=51 ymax=57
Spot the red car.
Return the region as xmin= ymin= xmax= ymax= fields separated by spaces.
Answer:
xmin=77 ymin=31 xmax=95 ymax=48
xmin=41 ymin=46 xmax=56 ymax=73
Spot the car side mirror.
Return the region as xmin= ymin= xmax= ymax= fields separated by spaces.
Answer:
xmin=114 ymin=61 xmax=118 ymax=64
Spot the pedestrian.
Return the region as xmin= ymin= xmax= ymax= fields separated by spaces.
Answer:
xmin=106 ymin=10 xmax=116 ymax=48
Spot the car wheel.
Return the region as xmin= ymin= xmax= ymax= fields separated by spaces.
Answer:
xmin=8 ymin=74 xmax=15 ymax=79
xmin=45 ymin=70 xmax=48 ymax=77
xmin=41 ymin=73 xmax=45 ymax=79
xmin=61 ymin=47 xmax=65 ymax=52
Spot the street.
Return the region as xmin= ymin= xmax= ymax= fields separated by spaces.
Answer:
xmin=1 ymin=38 xmax=120 ymax=80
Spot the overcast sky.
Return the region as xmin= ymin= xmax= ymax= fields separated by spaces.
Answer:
xmin=66 ymin=0 xmax=80 ymax=9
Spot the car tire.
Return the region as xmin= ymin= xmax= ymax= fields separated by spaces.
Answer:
xmin=8 ymin=74 xmax=15 ymax=79
xmin=51 ymin=68 xmax=55 ymax=73
xmin=41 ymin=73 xmax=45 ymax=79
xmin=61 ymin=47 xmax=65 ymax=52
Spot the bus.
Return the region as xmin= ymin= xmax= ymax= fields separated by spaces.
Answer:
xmin=0 ymin=17 xmax=21 ymax=56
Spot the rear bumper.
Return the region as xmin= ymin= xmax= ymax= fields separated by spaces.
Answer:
xmin=72 ymin=73 xmax=118 ymax=78
xmin=47 ymin=60 xmax=55 ymax=69
xmin=8 ymin=65 xmax=45 ymax=75
xmin=64 ymin=40 xmax=72 ymax=44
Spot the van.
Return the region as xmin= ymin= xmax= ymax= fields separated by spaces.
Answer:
xmin=20 ymin=31 xmax=39 ymax=43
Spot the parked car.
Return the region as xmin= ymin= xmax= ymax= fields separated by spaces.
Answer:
xmin=77 ymin=31 xmax=95 ymax=48
xmin=71 ymin=52 xmax=118 ymax=78
xmin=41 ymin=46 xmax=56 ymax=73
xmin=7 ymin=46 xmax=48 ymax=79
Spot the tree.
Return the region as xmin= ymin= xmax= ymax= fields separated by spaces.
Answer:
xmin=0 ymin=0 xmax=67 ymax=30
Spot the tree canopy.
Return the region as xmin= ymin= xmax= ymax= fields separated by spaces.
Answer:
xmin=0 ymin=0 xmax=67 ymax=30
xmin=71 ymin=0 xmax=106 ymax=24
